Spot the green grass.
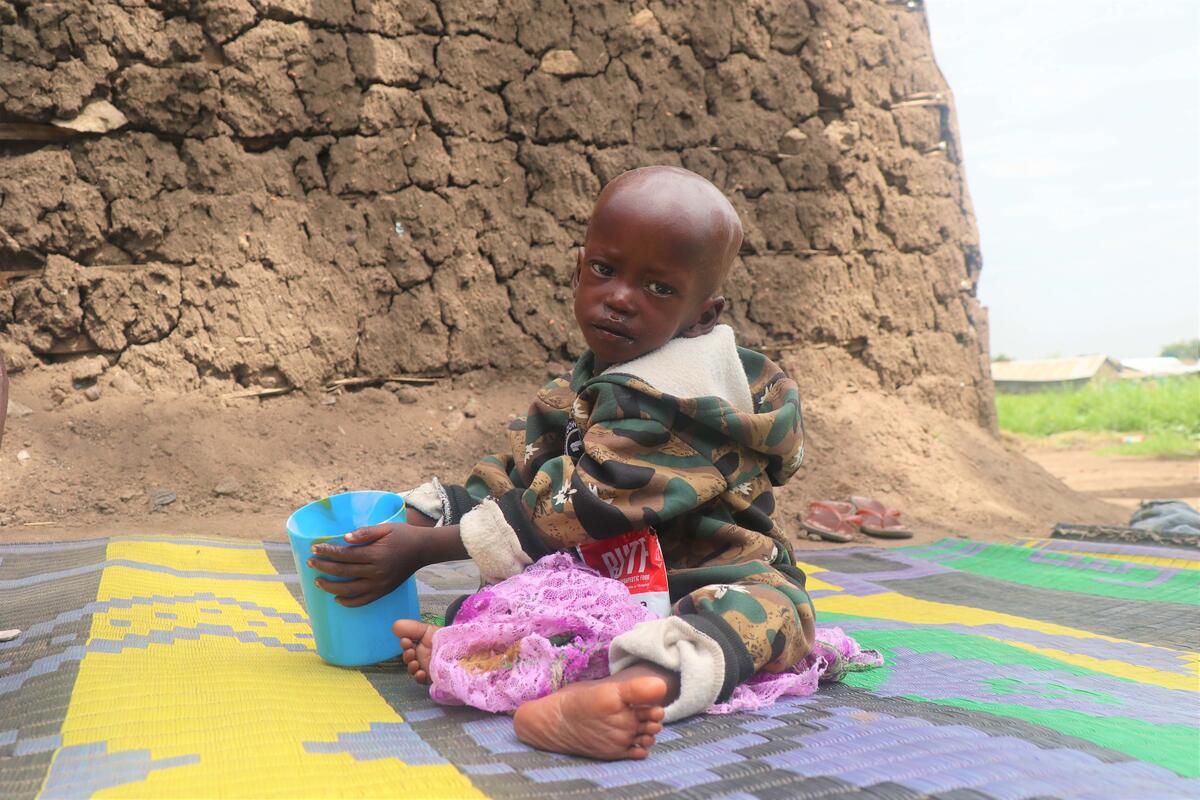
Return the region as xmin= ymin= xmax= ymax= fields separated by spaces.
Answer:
xmin=996 ymin=376 xmax=1200 ymax=457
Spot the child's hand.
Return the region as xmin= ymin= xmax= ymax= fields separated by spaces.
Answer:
xmin=309 ymin=523 xmax=424 ymax=607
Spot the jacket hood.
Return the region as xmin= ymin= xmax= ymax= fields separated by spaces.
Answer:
xmin=569 ymin=326 xmax=805 ymax=472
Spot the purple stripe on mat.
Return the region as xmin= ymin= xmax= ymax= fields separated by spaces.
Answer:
xmin=1032 ymin=539 xmax=1200 ymax=562
xmin=806 ymin=560 xmax=956 ymax=597
xmin=764 ymin=705 xmax=1200 ymax=799
xmin=0 ymin=540 xmax=111 ymax=554
xmin=523 ymin=733 xmax=770 ymax=788
xmin=876 ymin=648 xmax=1196 ymax=725
xmin=38 ymin=742 xmax=199 ymax=799
xmin=1025 ymin=550 xmax=1178 ymax=587
xmin=831 ymin=618 xmax=1193 ymax=675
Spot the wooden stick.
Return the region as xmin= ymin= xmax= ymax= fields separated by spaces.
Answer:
xmin=222 ymin=386 xmax=293 ymax=400
xmin=323 ymin=375 xmax=440 ymax=390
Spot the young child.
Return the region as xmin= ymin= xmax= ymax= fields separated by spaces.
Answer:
xmin=311 ymin=166 xmax=815 ymax=760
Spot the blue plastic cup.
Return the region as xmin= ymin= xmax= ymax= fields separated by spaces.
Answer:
xmin=286 ymin=490 xmax=420 ymax=667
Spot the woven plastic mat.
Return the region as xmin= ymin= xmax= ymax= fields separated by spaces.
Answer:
xmin=2 ymin=536 xmax=1197 ymax=799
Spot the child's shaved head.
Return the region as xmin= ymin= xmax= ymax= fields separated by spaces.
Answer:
xmin=574 ymin=166 xmax=744 ymax=370
xmin=589 ymin=166 xmax=743 ymax=297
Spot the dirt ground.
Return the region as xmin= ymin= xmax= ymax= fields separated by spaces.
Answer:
xmin=1024 ymin=447 xmax=1199 ymax=513
xmin=1 ymin=361 xmax=1134 ymax=551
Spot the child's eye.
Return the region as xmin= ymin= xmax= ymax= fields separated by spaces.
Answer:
xmin=590 ymin=262 xmax=614 ymax=277
xmin=646 ymin=281 xmax=674 ymax=297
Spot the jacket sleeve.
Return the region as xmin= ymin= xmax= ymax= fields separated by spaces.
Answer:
xmin=458 ymin=382 xmax=729 ymax=583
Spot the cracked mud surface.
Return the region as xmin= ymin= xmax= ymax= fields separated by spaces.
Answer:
xmin=3 ymin=0 xmax=992 ymax=426
xmin=2 ymin=2 xmax=1126 ymax=540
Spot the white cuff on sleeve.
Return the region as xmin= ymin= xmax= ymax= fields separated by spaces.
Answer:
xmin=404 ymin=481 xmax=446 ymax=525
xmin=458 ymin=498 xmax=531 ymax=584
xmin=609 ymin=616 xmax=726 ymax=722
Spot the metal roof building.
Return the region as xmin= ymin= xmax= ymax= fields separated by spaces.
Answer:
xmin=1118 ymin=357 xmax=1200 ymax=378
xmin=990 ymin=355 xmax=1122 ymax=393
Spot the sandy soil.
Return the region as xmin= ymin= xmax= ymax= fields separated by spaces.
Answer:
xmin=2 ymin=358 xmax=1135 ymax=552
xmin=1024 ymin=448 xmax=1199 ymax=513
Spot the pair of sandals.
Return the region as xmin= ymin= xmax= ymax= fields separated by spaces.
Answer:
xmin=802 ymin=497 xmax=913 ymax=543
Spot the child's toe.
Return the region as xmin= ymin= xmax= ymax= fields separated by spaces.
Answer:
xmin=636 ymin=706 xmax=665 ymax=723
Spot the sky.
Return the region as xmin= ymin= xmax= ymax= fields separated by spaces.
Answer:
xmin=925 ymin=0 xmax=1199 ymax=360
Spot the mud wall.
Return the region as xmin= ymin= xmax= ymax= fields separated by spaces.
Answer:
xmin=0 ymin=0 xmax=995 ymax=428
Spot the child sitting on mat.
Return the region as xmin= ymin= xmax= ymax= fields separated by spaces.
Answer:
xmin=312 ymin=166 xmax=822 ymax=760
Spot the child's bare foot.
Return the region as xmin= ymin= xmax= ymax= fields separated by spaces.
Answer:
xmin=392 ymin=619 xmax=439 ymax=684
xmin=513 ymin=670 xmax=669 ymax=760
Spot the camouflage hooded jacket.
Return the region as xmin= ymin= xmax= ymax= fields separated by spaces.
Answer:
xmin=439 ymin=325 xmax=806 ymax=583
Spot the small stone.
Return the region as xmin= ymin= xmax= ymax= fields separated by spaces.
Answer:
xmin=52 ymin=99 xmax=128 ymax=133
xmin=118 ymin=489 xmax=140 ymax=502
xmin=629 ymin=8 xmax=661 ymax=32
xmin=0 ymin=629 xmax=21 ymax=643
xmin=213 ymin=478 xmax=241 ymax=498
xmin=16 ymin=449 xmax=30 ymax=465
xmin=779 ymin=127 xmax=808 ymax=155
xmin=321 ymin=394 xmax=337 ymax=406
xmin=6 ymin=398 xmax=33 ymax=418
xmin=151 ymin=489 xmax=177 ymax=512
xmin=540 ymin=49 xmax=584 ymax=77
xmin=442 ymin=411 xmax=466 ymax=432
xmin=823 ymin=119 xmax=860 ymax=152
xmin=70 ymin=356 xmax=107 ymax=384
xmin=462 ymin=397 xmax=479 ymax=418
xmin=84 ymin=385 xmax=101 ymax=402
xmin=98 ymin=501 xmax=116 ymax=515
xmin=387 ymin=384 xmax=419 ymax=404
xmin=107 ymin=369 xmax=142 ymax=395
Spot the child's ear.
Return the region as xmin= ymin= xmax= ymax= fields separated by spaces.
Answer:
xmin=571 ymin=247 xmax=584 ymax=290
xmin=680 ymin=296 xmax=727 ymax=338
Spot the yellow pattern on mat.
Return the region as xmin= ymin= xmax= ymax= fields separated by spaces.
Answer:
xmin=814 ymin=591 xmax=1197 ymax=690
xmin=39 ymin=540 xmax=482 ymax=799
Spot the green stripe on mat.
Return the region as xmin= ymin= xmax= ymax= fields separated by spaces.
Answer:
xmin=903 ymin=539 xmax=1200 ymax=604
xmin=828 ymin=620 xmax=1158 ymax=682
xmin=921 ymin=699 xmax=1200 ymax=778
xmin=827 ymin=617 xmax=1200 ymax=777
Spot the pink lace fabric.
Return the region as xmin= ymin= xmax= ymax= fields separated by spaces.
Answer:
xmin=428 ymin=553 xmax=658 ymax=713
xmin=428 ymin=554 xmax=882 ymax=715
xmin=706 ymin=627 xmax=883 ymax=714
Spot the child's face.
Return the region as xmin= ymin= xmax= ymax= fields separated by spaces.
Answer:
xmin=573 ymin=198 xmax=724 ymax=372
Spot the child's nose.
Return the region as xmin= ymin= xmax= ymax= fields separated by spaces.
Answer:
xmin=603 ymin=283 xmax=637 ymax=315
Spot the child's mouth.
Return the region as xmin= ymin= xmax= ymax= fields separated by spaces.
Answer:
xmin=591 ymin=322 xmax=634 ymax=344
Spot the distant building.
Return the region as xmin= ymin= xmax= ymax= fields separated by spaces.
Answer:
xmin=990 ymin=355 xmax=1123 ymax=394
xmin=1117 ymin=357 xmax=1200 ymax=379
